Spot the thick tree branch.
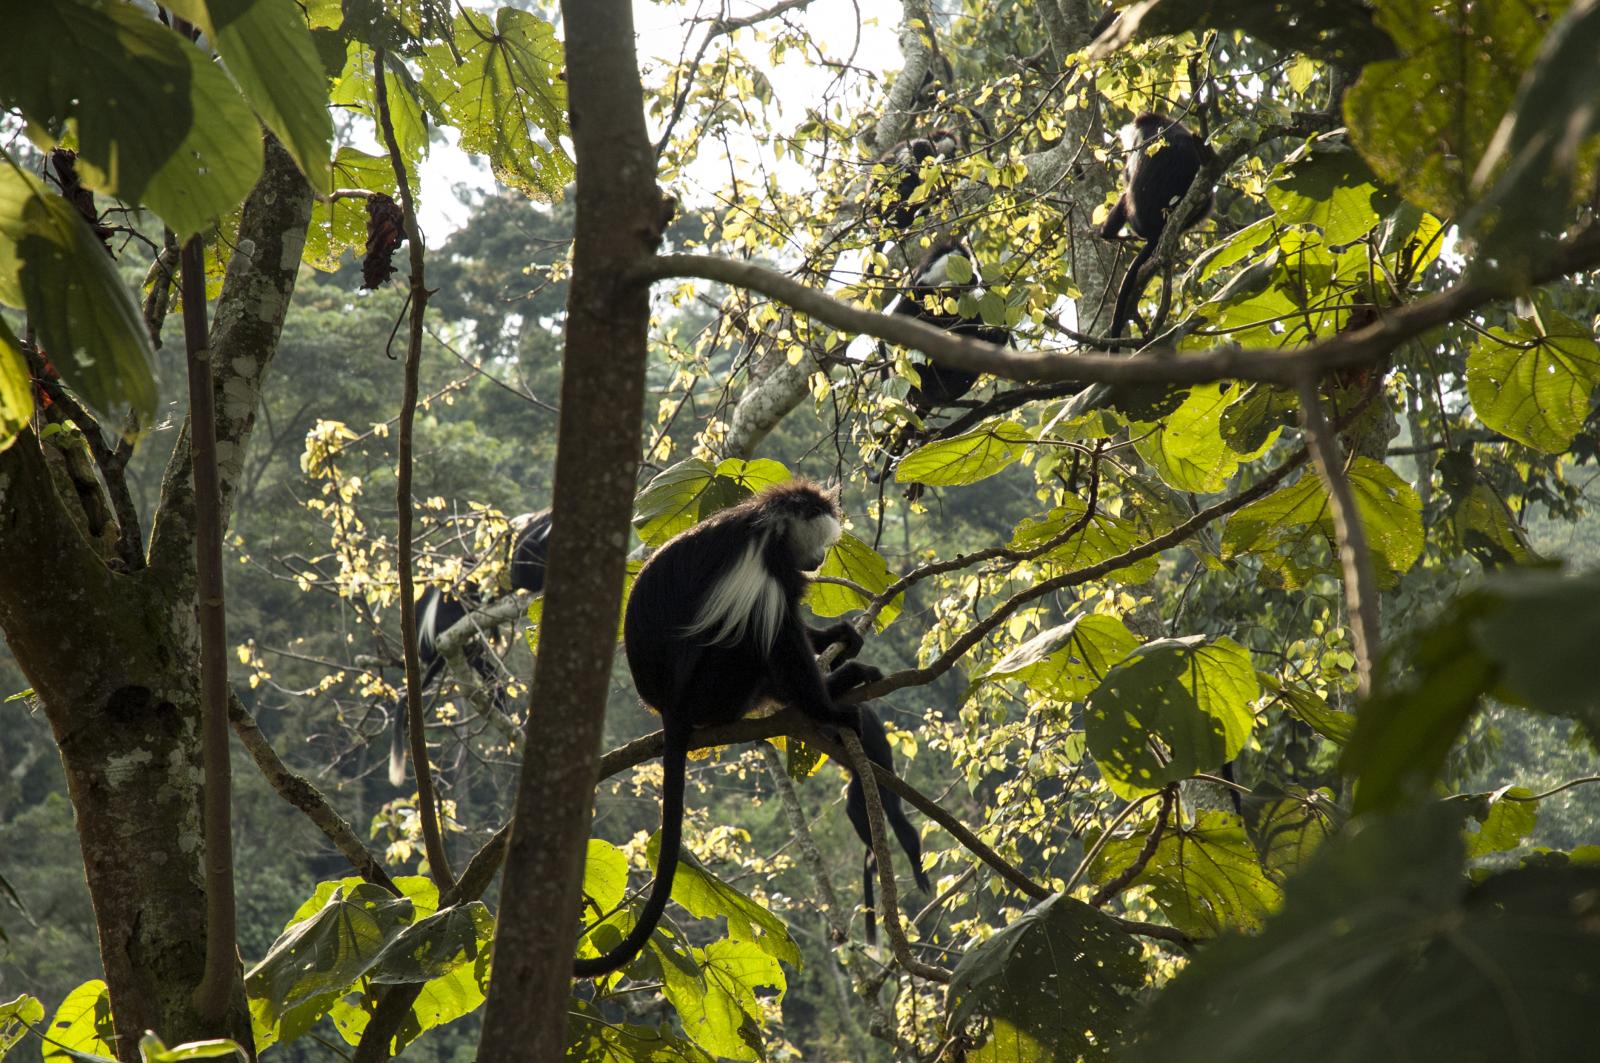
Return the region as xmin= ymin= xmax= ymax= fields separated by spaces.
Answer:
xmin=633 ymin=224 xmax=1600 ymax=391
xmin=1298 ymin=379 xmax=1380 ymax=695
xmin=228 ymin=694 xmax=398 ymax=894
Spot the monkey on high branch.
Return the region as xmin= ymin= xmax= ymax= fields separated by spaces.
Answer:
xmin=1098 ymin=113 xmax=1214 ymax=348
xmin=574 ymin=481 xmax=882 ymax=978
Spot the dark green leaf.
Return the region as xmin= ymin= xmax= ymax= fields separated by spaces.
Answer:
xmin=1464 ymin=786 xmax=1539 ymax=859
xmin=0 ymin=317 xmax=31 ymax=451
xmin=1091 ymin=812 xmax=1282 ymax=935
xmin=0 ymin=0 xmax=262 ymax=236
xmin=0 ymin=168 xmax=157 ymax=424
xmin=1466 ymin=309 xmax=1600 ymax=452
xmin=979 ymin=614 xmax=1139 ymax=702
xmin=947 ymin=893 xmax=1145 ymax=1061
xmin=1085 ymin=637 xmax=1259 ymax=799
xmin=1266 ymin=139 xmax=1393 ymax=245
xmin=810 ymin=532 xmax=902 ymax=630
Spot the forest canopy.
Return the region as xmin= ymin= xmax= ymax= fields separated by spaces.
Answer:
xmin=1 ymin=0 xmax=1599 ymax=1061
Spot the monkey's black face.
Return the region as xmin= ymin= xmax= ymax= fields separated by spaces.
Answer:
xmin=762 ymin=484 xmax=843 ymax=571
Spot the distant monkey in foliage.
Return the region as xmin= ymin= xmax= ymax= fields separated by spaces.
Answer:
xmin=1098 ymin=113 xmax=1214 ymax=348
xmin=389 ymin=511 xmax=554 ymax=786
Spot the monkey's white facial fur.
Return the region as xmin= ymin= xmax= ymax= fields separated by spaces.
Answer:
xmin=788 ymin=512 xmax=841 ymax=572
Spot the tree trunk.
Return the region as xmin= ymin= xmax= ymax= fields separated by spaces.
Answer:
xmin=476 ymin=2 xmax=667 ymax=1057
xmin=0 ymin=135 xmax=312 ymax=1060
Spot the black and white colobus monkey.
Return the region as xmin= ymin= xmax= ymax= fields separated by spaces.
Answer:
xmin=575 ymin=481 xmax=881 ymax=978
xmin=388 ymin=511 xmax=554 ymax=786
xmin=1098 ymin=113 xmax=1214 ymax=348
xmin=844 ymin=706 xmax=930 ymax=945
xmin=887 ymin=234 xmax=1010 ymax=414
xmin=869 ymin=128 xmax=964 ymax=236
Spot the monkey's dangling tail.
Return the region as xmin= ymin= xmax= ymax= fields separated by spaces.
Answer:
xmin=862 ymin=849 xmax=879 ymax=946
xmin=1108 ymin=240 xmax=1156 ymax=352
xmin=572 ymin=716 xmax=691 ymax=977
xmin=388 ymin=654 xmax=447 ymax=787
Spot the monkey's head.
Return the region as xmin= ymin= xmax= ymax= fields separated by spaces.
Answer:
xmin=756 ymin=480 xmax=843 ymax=571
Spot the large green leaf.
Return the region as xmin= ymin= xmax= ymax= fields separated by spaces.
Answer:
xmin=1265 ymin=140 xmax=1392 ymax=246
xmin=666 ymin=835 xmax=800 ymax=966
xmin=810 ymin=531 xmax=902 ymax=630
xmin=41 ymin=981 xmax=114 ymax=1063
xmin=1221 ymin=458 xmax=1421 ymax=588
xmin=978 ymin=614 xmax=1139 ymax=702
xmin=947 ymin=893 xmax=1146 ymax=1061
xmin=580 ymin=837 xmax=630 ymax=915
xmin=421 ymin=8 xmax=572 ymax=200
xmin=1464 ymin=786 xmax=1539 ymax=859
xmin=244 ymin=881 xmax=416 ymax=1049
xmin=631 ymin=458 xmax=787 ymax=546
xmin=1090 ymin=811 xmax=1281 ymax=936
xmin=1134 ymin=384 xmax=1248 ymax=492
xmin=303 ymin=148 xmax=395 ymax=271
xmin=1345 ymin=0 xmax=1547 ymax=218
xmin=206 ymin=0 xmax=334 ymax=195
xmin=896 ymin=420 xmax=1032 ymax=486
xmin=1466 ymin=309 xmax=1600 ymax=452
xmin=133 ymin=1034 xmax=246 ymax=1062
xmin=0 ymin=167 xmax=156 ymax=424
xmin=1345 ymin=567 xmax=1600 ymax=812
xmin=0 ymin=0 xmax=263 ymax=236
xmin=565 ymin=999 xmax=716 ymax=1062
xmin=0 ymin=317 xmax=32 ymax=452
xmin=1084 ymin=637 xmax=1259 ymax=800
xmin=1464 ymin=0 xmax=1600 ymax=268
xmin=1122 ymin=804 xmax=1600 ymax=1063
xmin=660 ymin=939 xmax=786 ymax=1061
xmin=1006 ymin=502 xmax=1161 ymax=584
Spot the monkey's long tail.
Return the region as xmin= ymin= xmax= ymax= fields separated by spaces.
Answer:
xmin=388 ymin=654 xmax=447 ymax=787
xmin=573 ymin=717 xmax=690 ymax=978
xmin=1108 ymin=240 xmax=1157 ymax=352
xmin=862 ymin=848 xmax=879 ymax=946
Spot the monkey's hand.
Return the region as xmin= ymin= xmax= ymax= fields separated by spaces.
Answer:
xmin=809 ymin=621 xmax=864 ymax=662
xmin=826 ymin=660 xmax=883 ymax=699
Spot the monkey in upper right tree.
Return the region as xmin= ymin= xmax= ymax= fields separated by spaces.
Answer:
xmin=1098 ymin=112 xmax=1215 ymax=348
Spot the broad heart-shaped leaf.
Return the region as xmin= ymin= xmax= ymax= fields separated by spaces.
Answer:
xmin=663 ymin=834 xmax=800 ymax=966
xmin=1217 ymin=383 xmax=1296 ymax=456
xmin=1134 ymin=384 xmax=1249 ymax=493
xmin=1265 ymin=140 xmax=1393 ymax=246
xmin=565 ymin=998 xmax=717 ymax=1062
xmin=896 ymin=420 xmax=1031 ymax=486
xmin=631 ymin=458 xmax=787 ymax=547
xmin=1344 ymin=0 xmax=1546 ymax=218
xmin=41 ymin=981 xmax=114 ymax=1063
xmin=207 ymin=0 xmax=334 ymax=195
xmin=947 ymin=893 xmax=1146 ymax=1061
xmin=1090 ymin=812 xmax=1282 ymax=936
xmin=580 ymin=837 xmax=630 ymax=915
xmin=0 ymin=317 xmax=33 ymax=452
xmin=0 ymin=168 xmax=156 ymax=425
xmin=134 ymin=1033 xmax=247 ymax=1061
xmin=327 ymin=903 xmax=492 ymax=1055
xmin=1249 ymin=787 xmax=1340 ymax=883
xmin=1466 ymin=309 xmax=1600 ymax=452
xmin=422 ymin=8 xmax=573 ymax=200
xmin=304 ymin=148 xmax=395 ymax=271
xmin=0 ymin=0 xmax=262 ymax=237
xmin=1346 ymin=567 xmax=1600 ymax=812
xmin=1005 ymin=502 xmax=1160 ymax=584
xmin=977 ymin=613 xmax=1139 ymax=702
xmin=0 ymin=993 xmax=44 ymax=1058
xmin=1464 ymin=786 xmax=1539 ymax=859
xmin=809 ymin=531 xmax=902 ymax=630
xmin=1084 ymin=637 xmax=1259 ymax=800
xmin=1462 ymin=0 xmax=1600 ymax=270
xmin=244 ymin=881 xmax=416 ymax=1050
xmin=1121 ymin=804 xmax=1600 ymax=1063
xmin=659 ymin=938 xmax=786 ymax=1061
xmin=1220 ymin=458 xmax=1422 ymax=589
